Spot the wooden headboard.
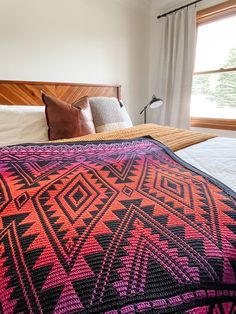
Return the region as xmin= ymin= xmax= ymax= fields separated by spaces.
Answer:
xmin=0 ymin=80 xmax=121 ymax=105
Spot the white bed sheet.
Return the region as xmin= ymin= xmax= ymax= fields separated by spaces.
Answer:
xmin=176 ymin=137 xmax=236 ymax=192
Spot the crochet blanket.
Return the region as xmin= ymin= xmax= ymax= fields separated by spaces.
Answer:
xmin=55 ymin=123 xmax=216 ymax=152
xmin=0 ymin=138 xmax=235 ymax=313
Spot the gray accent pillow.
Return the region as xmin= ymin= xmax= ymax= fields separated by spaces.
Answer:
xmin=89 ymin=97 xmax=133 ymax=133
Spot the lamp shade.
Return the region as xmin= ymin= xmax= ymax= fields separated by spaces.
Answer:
xmin=149 ymin=95 xmax=163 ymax=109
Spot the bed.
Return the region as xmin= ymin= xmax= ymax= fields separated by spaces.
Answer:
xmin=0 ymin=80 xmax=235 ymax=313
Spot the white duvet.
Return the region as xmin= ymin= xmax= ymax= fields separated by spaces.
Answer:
xmin=176 ymin=137 xmax=236 ymax=192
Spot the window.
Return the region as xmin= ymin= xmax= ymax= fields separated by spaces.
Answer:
xmin=190 ymin=0 xmax=236 ymax=130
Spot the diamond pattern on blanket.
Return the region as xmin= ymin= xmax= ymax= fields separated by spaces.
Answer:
xmin=0 ymin=138 xmax=235 ymax=313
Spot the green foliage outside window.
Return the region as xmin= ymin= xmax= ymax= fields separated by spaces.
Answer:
xmin=192 ymin=47 xmax=236 ymax=109
xmin=215 ymin=47 xmax=236 ymax=108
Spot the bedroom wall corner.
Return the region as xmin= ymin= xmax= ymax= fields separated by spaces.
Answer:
xmin=0 ymin=0 xmax=151 ymax=125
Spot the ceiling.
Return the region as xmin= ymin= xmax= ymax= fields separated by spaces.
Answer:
xmin=150 ymin=0 xmax=197 ymax=13
xmin=114 ymin=0 xmax=151 ymax=11
xmin=150 ymin=0 xmax=226 ymax=13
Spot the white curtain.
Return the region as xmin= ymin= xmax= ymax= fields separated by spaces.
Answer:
xmin=156 ymin=5 xmax=197 ymax=129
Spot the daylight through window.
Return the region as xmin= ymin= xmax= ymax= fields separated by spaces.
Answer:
xmin=190 ymin=3 xmax=236 ymax=130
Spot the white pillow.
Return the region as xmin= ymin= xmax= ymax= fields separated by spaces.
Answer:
xmin=0 ymin=105 xmax=48 ymax=146
xmin=89 ymin=97 xmax=133 ymax=133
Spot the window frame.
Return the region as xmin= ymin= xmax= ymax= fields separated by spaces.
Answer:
xmin=190 ymin=0 xmax=236 ymax=130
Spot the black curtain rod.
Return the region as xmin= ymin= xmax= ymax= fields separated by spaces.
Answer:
xmin=157 ymin=0 xmax=203 ymax=19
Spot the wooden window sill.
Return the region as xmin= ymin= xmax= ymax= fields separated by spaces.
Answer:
xmin=190 ymin=117 xmax=236 ymax=131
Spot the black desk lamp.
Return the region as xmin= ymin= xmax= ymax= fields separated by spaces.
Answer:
xmin=140 ymin=95 xmax=163 ymax=124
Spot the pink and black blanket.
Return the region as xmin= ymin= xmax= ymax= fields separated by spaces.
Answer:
xmin=0 ymin=138 xmax=235 ymax=313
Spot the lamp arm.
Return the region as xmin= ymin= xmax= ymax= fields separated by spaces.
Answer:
xmin=139 ymin=103 xmax=150 ymax=115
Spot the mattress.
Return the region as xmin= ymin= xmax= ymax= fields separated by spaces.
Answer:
xmin=176 ymin=137 xmax=236 ymax=192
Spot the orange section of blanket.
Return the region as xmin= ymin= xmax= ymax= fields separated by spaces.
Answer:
xmin=54 ymin=123 xmax=216 ymax=151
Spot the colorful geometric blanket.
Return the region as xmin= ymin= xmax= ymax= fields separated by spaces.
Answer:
xmin=0 ymin=138 xmax=235 ymax=313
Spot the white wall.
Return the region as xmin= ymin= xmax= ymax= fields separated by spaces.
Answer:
xmin=0 ymin=0 xmax=150 ymax=124
xmin=0 ymin=0 xmax=235 ymax=136
xmin=148 ymin=0 xmax=236 ymax=138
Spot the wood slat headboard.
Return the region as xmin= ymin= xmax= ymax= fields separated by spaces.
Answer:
xmin=0 ymin=80 xmax=121 ymax=105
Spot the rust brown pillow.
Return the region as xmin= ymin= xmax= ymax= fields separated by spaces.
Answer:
xmin=42 ymin=93 xmax=96 ymax=140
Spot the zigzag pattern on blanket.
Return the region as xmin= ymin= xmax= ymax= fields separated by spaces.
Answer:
xmin=0 ymin=138 xmax=235 ymax=313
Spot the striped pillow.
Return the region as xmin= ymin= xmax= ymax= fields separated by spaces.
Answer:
xmin=89 ymin=97 xmax=133 ymax=133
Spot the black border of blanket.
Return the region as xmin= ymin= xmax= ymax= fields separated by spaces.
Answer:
xmin=1 ymin=136 xmax=235 ymax=200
